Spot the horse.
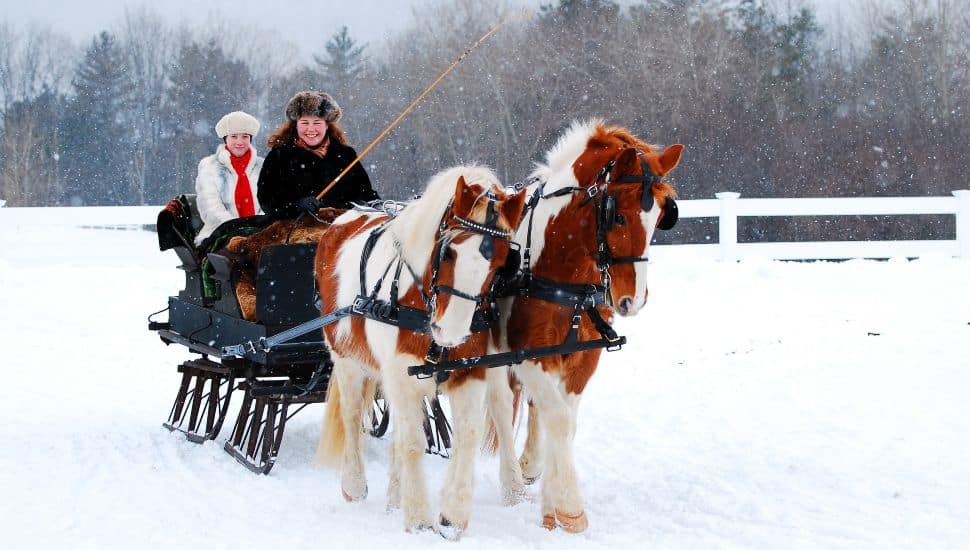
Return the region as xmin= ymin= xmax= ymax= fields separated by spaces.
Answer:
xmin=484 ymin=119 xmax=683 ymax=532
xmin=314 ymin=165 xmax=527 ymax=539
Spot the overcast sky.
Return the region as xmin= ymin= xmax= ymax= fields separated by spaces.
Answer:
xmin=3 ymin=0 xmax=433 ymax=51
xmin=3 ymin=0 xmax=860 ymax=57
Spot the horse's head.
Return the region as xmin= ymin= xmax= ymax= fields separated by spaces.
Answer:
xmin=534 ymin=121 xmax=682 ymax=317
xmin=428 ymin=175 xmax=526 ymax=347
xmin=593 ymin=140 xmax=681 ymax=316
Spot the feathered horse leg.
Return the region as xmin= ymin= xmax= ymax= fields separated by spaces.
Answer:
xmin=485 ymin=367 xmax=527 ymax=503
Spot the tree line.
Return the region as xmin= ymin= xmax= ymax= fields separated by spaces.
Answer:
xmin=1 ymin=0 xmax=968 ymax=243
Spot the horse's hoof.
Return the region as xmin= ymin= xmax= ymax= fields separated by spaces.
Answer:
xmin=556 ymin=509 xmax=588 ymax=533
xmin=520 ymin=456 xmax=543 ymax=483
xmin=341 ymin=484 xmax=367 ymax=502
xmin=502 ymin=485 xmax=527 ymax=506
xmin=542 ymin=514 xmax=556 ymax=530
xmin=405 ymin=522 xmax=435 ymax=534
xmin=437 ymin=515 xmax=467 ymax=541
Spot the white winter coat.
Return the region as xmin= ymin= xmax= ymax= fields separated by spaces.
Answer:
xmin=194 ymin=145 xmax=264 ymax=244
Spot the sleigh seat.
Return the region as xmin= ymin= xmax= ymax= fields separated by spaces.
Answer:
xmin=157 ymin=194 xmax=207 ymax=305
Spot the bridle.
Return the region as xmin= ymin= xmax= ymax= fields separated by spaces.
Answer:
xmin=518 ymin=148 xmax=678 ymax=303
xmin=422 ymin=190 xmax=515 ymax=315
xmin=349 ymin=188 xmax=519 ymax=343
xmin=585 ymin=153 xmax=678 ymax=288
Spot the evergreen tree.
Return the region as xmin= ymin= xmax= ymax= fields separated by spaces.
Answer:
xmin=737 ymin=0 xmax=821 ymax=123
xmin=163 ymin=39 xmax=253 ymax=201
xmin=60 ymin=31 xmax=132 ymax=205
xmin=314 ymin=26 xmax=366 ymax=98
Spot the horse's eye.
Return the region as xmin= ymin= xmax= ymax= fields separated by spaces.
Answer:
xmin=443 ymin=248 xmax=456 ymax=262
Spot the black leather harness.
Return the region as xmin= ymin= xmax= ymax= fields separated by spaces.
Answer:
xmin=224 ymin=154 xmax=678 ymax=383
xmin=407 ymin=150 xmax=678 ymax=379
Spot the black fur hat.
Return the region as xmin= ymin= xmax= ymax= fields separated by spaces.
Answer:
xmin=285 ymin=90 xmax=341 ymax=122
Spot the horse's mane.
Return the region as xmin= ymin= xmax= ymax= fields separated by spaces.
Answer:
xmin=529 ymin=119 xmax=659 ymax=194
xmin=529 ymin=119 xmax=601 ymax=191
xmin=389 ymin=164 xmax=500 ymax=268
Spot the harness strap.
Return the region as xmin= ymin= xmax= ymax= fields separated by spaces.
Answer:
xmin=521 ymin=184 xmax=585 ymax=272
xmin=585 ymin=305 xmax=620 ymax=343
xmin=407 ymin=333 xmax=626 ymax=378
xmin=351 ymin=294 xmax=430 ymax=332
xmin=518 ymin=275 xmax=608 ymax=308
xmin=521 ymin=183 xmax=544 ymax=273
xmin=220 ymin=305 xmax=356 ymax=358
xmin=359 ymin=225 xmax=386 ymax=297
xmin=433 ymin=284 xmax=484 ymax=303
xmin=389 ymin=259 xmax=404 ymax=309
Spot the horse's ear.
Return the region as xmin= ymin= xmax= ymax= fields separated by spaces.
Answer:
xmin=500 ymin=189 xmax=527 ymax=229
xmin=613 ymin=148 xmax=640 ymax=177
xmin=657 ymin=144 xmax=684 ymax=176
xmin=452 ymin=175 xmax=472 ymax=213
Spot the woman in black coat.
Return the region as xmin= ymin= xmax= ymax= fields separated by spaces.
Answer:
xmin=257 ymin=90 xmax=379 ymax=219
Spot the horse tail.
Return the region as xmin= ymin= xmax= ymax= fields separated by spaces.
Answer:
xmin=482 ymin=418 xmax=498 ymax=454
xmin=315 ymin=373 xmax=345 ymax=468
xmin=362 ymin=377 xmax=377 ymax=418
xmin=481 ymin=371 xmax=523 ymax=454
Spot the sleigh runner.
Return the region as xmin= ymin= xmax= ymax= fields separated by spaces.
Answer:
xmin=150 ymin=195 xmax=453 ymax=474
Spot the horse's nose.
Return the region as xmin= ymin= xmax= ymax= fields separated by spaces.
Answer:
xmin=617 ymin=297 xmax=634 ymax=315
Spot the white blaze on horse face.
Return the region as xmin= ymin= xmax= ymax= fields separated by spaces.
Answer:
xmin=626 ymin=208 xmax=659 ymax=315
xmin=431 ymin=236 xmax=490 ymax=348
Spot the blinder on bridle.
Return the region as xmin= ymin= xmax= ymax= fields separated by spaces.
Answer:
xmin=431 ymin=190 xmax=516 ymax=306
xmin=598 ymin=155 xmax=678 ymax=232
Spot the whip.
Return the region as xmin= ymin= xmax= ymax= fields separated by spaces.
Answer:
xmin=314 ymin=11 xmax=528 ymax=201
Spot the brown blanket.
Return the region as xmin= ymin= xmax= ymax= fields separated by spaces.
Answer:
xmin=221 ymin=208 xmax=346 ymax=320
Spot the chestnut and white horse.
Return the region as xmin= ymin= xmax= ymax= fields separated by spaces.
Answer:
xmin=485 ymin=120 xmax=683 ymax=532
xmin=314 ymin=165 xmax=526 ymax=538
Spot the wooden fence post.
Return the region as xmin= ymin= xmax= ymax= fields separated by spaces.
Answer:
xmin=715 ymin=192 xmax=740 ymax=262
xmin=954 ymin=190 xmax=970 ymax=260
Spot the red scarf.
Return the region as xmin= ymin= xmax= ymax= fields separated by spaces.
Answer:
xmin=228 ymin=146 xmax=255 ymax=217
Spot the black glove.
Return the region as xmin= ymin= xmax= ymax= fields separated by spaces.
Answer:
xmin=298 ymin=196 xmax=322 ymax=214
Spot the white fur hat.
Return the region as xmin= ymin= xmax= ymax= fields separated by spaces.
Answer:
xmin=215 ymin=111 xmax=260 ymax=138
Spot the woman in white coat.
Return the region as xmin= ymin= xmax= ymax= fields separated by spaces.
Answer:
xmin=194 ymin=111 xmax=264 ymax=245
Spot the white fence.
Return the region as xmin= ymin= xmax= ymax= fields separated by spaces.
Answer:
xmin=2 ymin=191 xmax=969 ymax=261
xmin=669 ymin=190 xmax=970 ymax=261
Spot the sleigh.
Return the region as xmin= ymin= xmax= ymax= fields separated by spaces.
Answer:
xmin=150 ymin=194 xmax=452 ymax=474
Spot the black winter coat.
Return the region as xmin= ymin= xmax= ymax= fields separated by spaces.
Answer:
xmin=256 ymin=142 xmax=379 ymax=219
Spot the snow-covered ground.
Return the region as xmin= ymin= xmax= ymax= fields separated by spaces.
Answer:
xmin=1 ymin=222 xmax=968 ymax=549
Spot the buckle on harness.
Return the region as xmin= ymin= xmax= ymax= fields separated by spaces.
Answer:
xmin=351 ymin=296 xmax=369 ymax=315
xmin=425 ymin=341 xmax=444 ymax=365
